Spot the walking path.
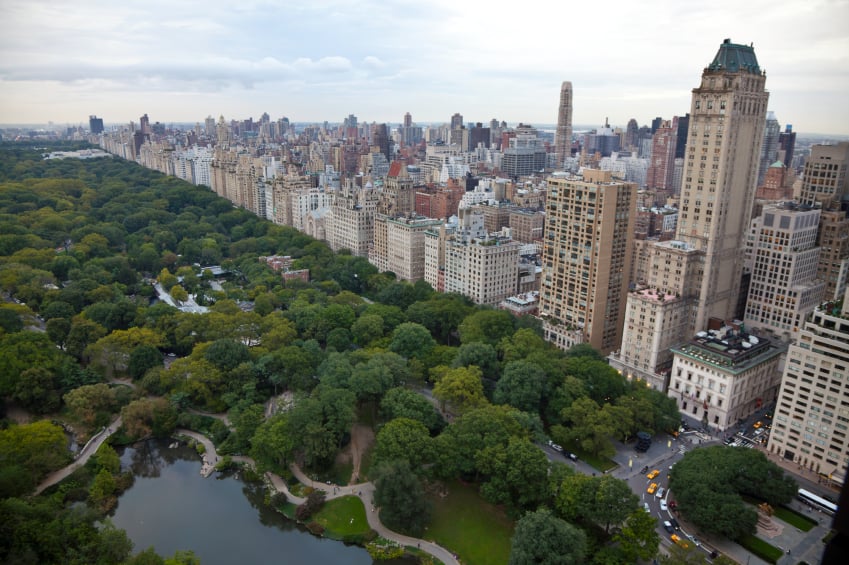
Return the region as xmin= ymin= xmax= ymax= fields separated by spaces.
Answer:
xmin=34 ymin=411 xmax=460 ymax=564
xmin=173 ymin=426 xmax=459 ymax=564
xmin=285 ymin=464 xmax=460 ymax=565
xmin=33 ymin=415 xmax=123 ymax=496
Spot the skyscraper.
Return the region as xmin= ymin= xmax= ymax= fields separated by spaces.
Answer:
xmin=757 ymin=111 xmax=781 ymax=186
xmin=540 ymin=169 xmax=637 ymax=354
xmin=610 ymin=39 xmax=769 ymax=389
xmin=554 ymin=81 xmax=573 ymax=168
xmin=677 ymin=38 xmax=769 ymax=332
xmin=778 ymin=124 xmax=796 ymax=169
xmin=88 ymin=115 xmax=104 ymax=134
xmin=450 ymin=113 xmax=463 ymax=130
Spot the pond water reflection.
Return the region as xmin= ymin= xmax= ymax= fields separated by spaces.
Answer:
xmin=111 ymin=439 xmax=376 ymax=565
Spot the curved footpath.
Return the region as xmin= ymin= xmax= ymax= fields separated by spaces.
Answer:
xmin=34 ymin=415 xmax=123 ymax=496
xmin=34 ymin=419 xmax=460 ymax=565
xmin=177 ymin=430 xmax=461 ymax=565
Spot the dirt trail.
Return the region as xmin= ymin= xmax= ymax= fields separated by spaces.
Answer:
xmin=348 ymin=423 xmax=374 ymax=484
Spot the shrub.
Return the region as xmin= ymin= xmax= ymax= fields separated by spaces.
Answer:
xmin=296 ymin=490 xmax=326 ymax=521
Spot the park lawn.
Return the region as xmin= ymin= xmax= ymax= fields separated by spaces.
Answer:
xmin=738 ymin=534 xmax=783 ymax=564
xmin=426 ymin=479 xmax=514 ymax=565
xmin=313 ymin=495 xmax=371 ymax=538
xmin=773 ymin=505 xmax=817 ymax=531
xmin=567 ymin=441 xmax=619 ymax=472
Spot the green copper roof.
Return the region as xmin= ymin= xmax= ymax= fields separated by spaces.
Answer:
xmin=708 ymin=38 xmax=761 ymax=74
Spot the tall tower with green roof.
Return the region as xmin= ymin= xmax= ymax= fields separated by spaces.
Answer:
xmin=676 ymin=38 xmax=769 ymax=331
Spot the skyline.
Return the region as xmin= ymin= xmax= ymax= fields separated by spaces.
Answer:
xmin=1 ymin=1 xmax=848 ymax=135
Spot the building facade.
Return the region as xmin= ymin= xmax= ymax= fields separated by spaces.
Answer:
xmin=767 ymin=290 xmax=849 ymax=484
xmin=668 ymin=329 xmax=784 ymax=431
xmin=540 ymin=169 xmax=636 ymax=354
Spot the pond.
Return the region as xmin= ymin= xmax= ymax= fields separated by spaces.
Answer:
xmin=111 ymin=439 xmax=378 ymax=564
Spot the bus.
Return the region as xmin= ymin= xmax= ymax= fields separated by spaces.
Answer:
xmin=797 ymin=488 xmax=838 ymax=515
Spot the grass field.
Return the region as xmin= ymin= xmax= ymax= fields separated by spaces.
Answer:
xmin=567 ymin=441 xmax=619 ymax=472
xmin=425 ymin=480 xmax=514 ymax=565
xmin=773 ymin=505 xmax=817 ymax=531
xmin=312 ymin=495 xmax=372 ymax=538
xmin=738 ymin=534 xmax=783 ymax=564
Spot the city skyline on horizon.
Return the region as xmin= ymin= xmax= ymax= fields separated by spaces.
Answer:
xmin=1 ymin=1 xmax=848 ymax=135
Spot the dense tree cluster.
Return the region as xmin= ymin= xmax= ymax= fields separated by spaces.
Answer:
xmin=669 ymin=445 xmax=797 ymax=539
xmin=0 ymin=143 xmax=672 ymax=563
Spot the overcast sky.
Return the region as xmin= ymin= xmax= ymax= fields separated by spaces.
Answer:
xmin=1 ymin=0 xmax=847 ymax=134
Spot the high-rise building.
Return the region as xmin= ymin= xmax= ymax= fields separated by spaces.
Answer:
xmin=798 ymin=142 xmax=849 ymax=208
xmin=646 ymin=118 xmax=678 ymax=190
xmin=540 ymin=169 xmax=637 ymax=354
xmin=767 ymin=287 xmax=849 ymax=482
xmin=450 ymin=113 xmax=463 ymax=130
xmin=89 ymin=115 xmax=104 ymax=134
xmin=799 ymin=143 xmax=849 ymax=301
xmin=555 ymin=81 xmax=573 ymax=168
xmin=757 ymin=111 xmax=781 ymax=186
xmin=610 ymin=38 xmax=769 ymax=389
xmin=372 ymin=123 xmax=391 ymax=161
xmin=677 ymin=38 xmax=769 ymax=333
xmin=403 ymin=112 xmax=412 ymax=128
xmin=743 ymin=203 xmax=825 ymax=340
xmin=139 ymin=114 xmax=151 ymax=135
xmin=778 ymin=124 xmax=796 ymax=169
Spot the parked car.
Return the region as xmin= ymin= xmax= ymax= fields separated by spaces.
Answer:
xmin=663 ymin=520 xmax=674 ymax=533
xmin=660 ymin=499 xmax=668 ymax=512
xmin=566 ymin=452 xmax=578 ymax=461
xmin=655 ymin=487 xmax=665 ymax=499
xmin=547 ymin=440 xmax=563 ymax=452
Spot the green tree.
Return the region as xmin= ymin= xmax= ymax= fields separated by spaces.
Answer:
xmin=612 ymin=508 xmax=660 ymax=562
xmin=250 ymin=413 xmax=296 ymax=471
xmin=451 ymin=341 xmax=499 ymax=380
xmin=379 ymin=387 xmax=445 ymax=434
xmin=432 ymin=365 xmax=487 ymax=414
xmin=89 ymin=468 xmax=117 ymax=507
xmin=555 ymin=396 xmax=617 ymax=458
xmin=170 ymin=284 xmax=189 ymax=303
xmin=374 ymin=417 xmax=433 ymax=469
xmin=389 ymin=322 xmax=436 ymax=359
xmin=509 ymin=508 xmax=587 ymax=565
xmin=128 ymin=343 xmax=163 ymax=380
xmin=373 ymin=460 xmax=431 ymax=536
xmin=0 ymin=331 xmax=64 ymax=396
xmin=669 ymin=445 xmax=796 ymax=540
xmin=458 ymin=309 xmax=515 ymax=346
xmin=0 ymin=420 xmax=68 ymax=494
xmin=46 ymin=316 xmax=71 ymax=348
xmin=95 ymin=443 xmax=121 ymax=474
xmin=436 ymin=404 xmax=529 ymax=478
xmin=204 ymin=338 xmax=251 ymax=372
xmin=493 ymin=360 xmax=547 ymax=413
xmin=121 ymin=397 xmax=177 ymax=440
xmin=63 ymin=383 xmax=117 ymax=427
xmin=351 ymin=313 xmax=385 ymax=346
xmin=12 ymin=366 xmax=61 ymax=414
xmin=477 ymin=436 xmax=549 ymax=514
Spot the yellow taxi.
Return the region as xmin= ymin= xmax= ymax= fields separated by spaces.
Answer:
xmin=754 ymin=421 xmax=763 ymax=429
xmin=647 ymin=482 xmax=658 ymax=495
xmin=646 ymin=469 xmax=660 ymax=479
xmin=670 ymin=534 xmax=689 ymax=548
